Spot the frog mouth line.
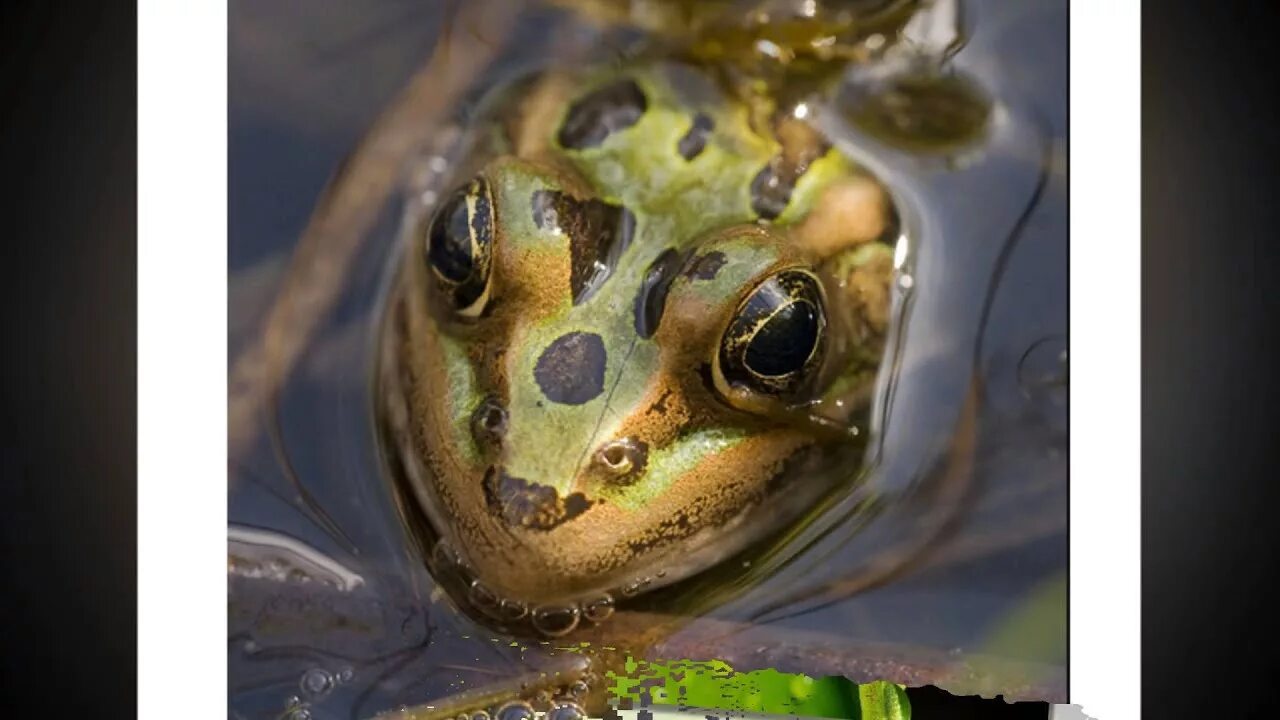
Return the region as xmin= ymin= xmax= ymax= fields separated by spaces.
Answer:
xmin=482 ymin=466 xmax=593 ymax=531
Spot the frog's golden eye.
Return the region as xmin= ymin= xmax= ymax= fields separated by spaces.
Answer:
xmin=715 ymin=269 xmax=828 ymax=400
xmin=423 ymin=176 xmax=495 ymax=318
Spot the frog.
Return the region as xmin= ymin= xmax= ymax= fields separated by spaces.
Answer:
xmin=385 ymin=58 xmax=900 ymax=612
xmin=370 ymin=2 xmax=925 ymax=717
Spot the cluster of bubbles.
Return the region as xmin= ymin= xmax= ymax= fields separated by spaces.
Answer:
xmin=377 ymin=679 xmax=592 ymax=720
xmin=276 ymin=666 xmax=354 ymax=720
xmin=457 ymin=695 xmax=587 ymax=720
xmin=434 ymin=540 xmax=626 ymax=638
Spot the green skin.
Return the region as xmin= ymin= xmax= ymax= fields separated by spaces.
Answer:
xmin=393 ymin=59 xmax=897 ymax=623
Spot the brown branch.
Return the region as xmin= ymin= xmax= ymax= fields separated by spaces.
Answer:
xmin=228 ymin=0 xmax=522 ymax=475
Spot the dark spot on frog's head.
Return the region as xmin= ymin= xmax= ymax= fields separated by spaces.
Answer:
xmin=483 ymin=467 xmax=593 ymax=531
xmin=531 ymin=190 xmax=636 ymax=305
xmin=534 ymin=331 xmax=607 ymax=405
xmin=750 ymin=127 xmax=832 ymax=221
xmin=677 ymin=112 xmax=714 ymax=160
xmin=682 ymin=251 xmax=727 ymax=280
xmin=563 ymin=492 xmax=590 ymax=518
xmin=750 ymin=161 xmax=794 ymax=221
xmin=634 ymin=247 xmax=684 ymax=338
xmin=557 ymin=79 xmax=648 ymax=150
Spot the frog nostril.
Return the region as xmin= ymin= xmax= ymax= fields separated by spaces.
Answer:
xmin=470 ymin=397 xmax=508 ymax=445
xmin=602 ymin=446 xmax=627 ymax=468
xmin=599 ymin=443 xmax=629 ymax=471
xmin=595 ymin=438 xmax=649 ymax=479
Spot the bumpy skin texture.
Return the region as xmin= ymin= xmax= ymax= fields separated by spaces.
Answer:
xmin=395 ymin=60 xmax=897 ymax=609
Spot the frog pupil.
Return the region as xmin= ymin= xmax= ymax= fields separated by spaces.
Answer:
xmin=427 ymin=188 xmax=474 ymax=283
xmin=744 ymin=300 xmax=820 ymax=377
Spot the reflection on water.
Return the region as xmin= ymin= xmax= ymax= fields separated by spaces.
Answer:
xmin=229 ymin=1 xmax=1066 ymax=717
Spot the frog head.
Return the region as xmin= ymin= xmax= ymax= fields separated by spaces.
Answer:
xmin=398 ymin=153 xmax=871 ymax=618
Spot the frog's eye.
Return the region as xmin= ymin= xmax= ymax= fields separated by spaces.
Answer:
xmin=423 ymin=176 xmax=495 ymax=318
xmin=715 ymin=269 xmax=828 ymax=400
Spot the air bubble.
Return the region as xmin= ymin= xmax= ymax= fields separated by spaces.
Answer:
xmin=468 ymin=581 xmax=501 ymax=615
xmin=547 ymin=703 xmax=586 ymax=720
xmin=531 ymin=605 xmax=580 ymax=637
xmin=499 ymin=598 xmax=529 ymax=622
xmin=299 ymin=668 xmax=334 ymax=698
xmin=280 ymin=696 xmax=311 ymax=720
xmin=567 ymin=681 xmax=590 ymax=699
xmin=495 ymin=701 xmax=536 ymax=720
xmin=583 ymin=595 xmax=614 ymax=624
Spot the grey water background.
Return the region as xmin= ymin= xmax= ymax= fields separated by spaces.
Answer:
xmin=229 ymin=1 xmax=1066 ymax=717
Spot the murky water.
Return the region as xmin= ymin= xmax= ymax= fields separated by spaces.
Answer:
xmin=229 ymin=1 xmax=1066 ymax=717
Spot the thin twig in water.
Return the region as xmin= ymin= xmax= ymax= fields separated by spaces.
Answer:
xmin=227 ymin=0 xmax=521 ymax=508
